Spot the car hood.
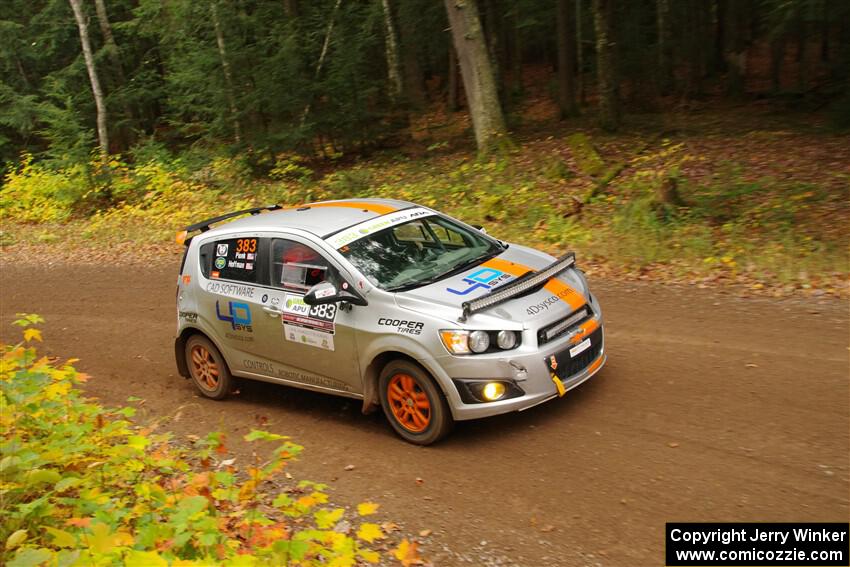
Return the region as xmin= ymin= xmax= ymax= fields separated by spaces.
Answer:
xmin=394 ymin=244 xmax=589 ymax=329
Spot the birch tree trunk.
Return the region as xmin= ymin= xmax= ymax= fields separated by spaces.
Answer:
xmin=381 ymin=0 xmax=403 ymax=100
xmin=94 ymin=0 xmax=117 ymax=54
xmin=94 ymin=0 xmax=127 ymax=87
xmin=556 ymin=0 xmax=578 ymax=118
xmin=300 ymin=0 xmax=342 ymax=126
xmin=94 ymin=0 xmax=134 ymax=147
xmin=211 ymin=1 xmax=241 ymax=144
xmin=444 ymin=0 xmax=508 ymax=154
xmin=69 ymin=0 xmax=109 ymax=155
xmin=592 ymin=0 xmax=620 ymax=131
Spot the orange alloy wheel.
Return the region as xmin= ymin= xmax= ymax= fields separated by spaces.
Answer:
xmin=387 ymin=373 xmax=432 ymax=432
xmin=191 ymin=344 xmax=220 ymax=390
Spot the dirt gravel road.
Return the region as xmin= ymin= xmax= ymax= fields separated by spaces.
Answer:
xmin=2 ymin=262 xmax=848 ymax=566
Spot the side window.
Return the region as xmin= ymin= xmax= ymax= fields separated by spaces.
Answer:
xmin=394 ymin=221 xmax=429 ymax=242
xmin=393 ymin=219 xmax=464 ymax=248
xmin=202 ymin=237 xmax=259 ymax=283
xmin=431 ymin=224 xmax=465 ymax=246
xmin=271 ymin=239 xmax=337 ymax=291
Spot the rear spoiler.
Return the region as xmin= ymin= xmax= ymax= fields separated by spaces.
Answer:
xmin=459 ymin=252 xmax=576 ymax=322
xmin=175 ymin=204 xmax=282 ymax=245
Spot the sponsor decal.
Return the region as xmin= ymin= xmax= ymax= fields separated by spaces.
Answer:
xmin=261 ymin=293 xmax=268 ymax=303
xmin=225 ymin=332 xmax=253 ymax=342
xmin=282 ymin=294 xmax=336 ymax=349
xmin=483 ymin=257 xmax=586 ymax=311
xmin=216 ymin=300 xmax=253 ymax=332
xmin=284 ymin=324 xmax=335 ymax=351
xmin=447 ymin=267 xmax=513 ymax=296
xmin=214 ymin=238 xmax=257 ymax=275
xmin=282 ymin=300 xmax=336 ymax=332
xmin=240 ymin=359 xmax=350 ymax=391
xmin=270 ymin=296 xmax=280 ymax=306
xmin=527 ymin=286 xmax=578 ymax=315
xmin=315 ymin=285 xmax=337 ymax=299
xmin=283 ymin=293 xmax=310 ymax=316
xmin=211 ymin=270 xmax=220 ymax=278
xmin=178 ymin=311 xmax=198 ymax=323
xmin=549 ymin=355 xmax=558 ymax=370
xmin=327 ymin=207 xmax=433 ymax=248
xmin=243 ymin=359 xmax=274 ymax=372
xmin=276 ymin=366 xmax=349 ymax=390
xmin=206 ymin=281 xmax=256 ymax=299
xmin=378 ymin=318 xmax=424 ymax=335
xmin=569 ymin=337 xmax=591 ymax=358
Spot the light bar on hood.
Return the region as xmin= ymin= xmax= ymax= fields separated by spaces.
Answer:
xmin=541 ymin=305 xmax=591 ymax=343
xmin=459 ymin=252 xmax=577 ymax=322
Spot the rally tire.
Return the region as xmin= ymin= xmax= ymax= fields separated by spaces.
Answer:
xmin=185 ymin=335 xmax=232 ymax=400
xmin=379 ymin=360 xmax=453 ymax=445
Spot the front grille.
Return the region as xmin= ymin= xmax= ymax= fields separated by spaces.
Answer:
xmin=553 ymin=327 xmax=603 ymax=379
xmin=538 ymin=304 xmax=593 ymax=346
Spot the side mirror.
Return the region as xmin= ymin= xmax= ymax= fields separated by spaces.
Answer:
xmin=304 ymin=281 xmax=368 ymax=307
xmin=472 ymin=224 xmax=487 ymax=234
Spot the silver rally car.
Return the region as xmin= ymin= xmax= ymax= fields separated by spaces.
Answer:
xmin=175 ymin=199 xmax=606 ymax=444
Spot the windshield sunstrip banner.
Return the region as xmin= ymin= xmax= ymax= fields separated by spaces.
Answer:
xmin=325 ymin=207 xmax=433 ymax=249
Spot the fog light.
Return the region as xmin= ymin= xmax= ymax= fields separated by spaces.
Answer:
xmin=482 ymin=382 xmax=506 ymax=401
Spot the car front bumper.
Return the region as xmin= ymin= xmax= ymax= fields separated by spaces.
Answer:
xmin=424 ymin=321 xmax=606 ymax=421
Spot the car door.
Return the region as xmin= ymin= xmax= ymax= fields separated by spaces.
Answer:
xmin=195 ymin=233 xmax=265 ymax=366
xmin=244 ymin=234 xmax=363 ymax=396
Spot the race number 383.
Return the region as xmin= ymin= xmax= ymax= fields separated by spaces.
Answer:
xmin=309 ymin=303 xmax=337 ymax=321
xmin=236 ymin=238 xmax=257 ymax=253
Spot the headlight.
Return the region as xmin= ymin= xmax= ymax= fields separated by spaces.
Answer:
xmin=439 ymin=329 xmax=521 ymax=354
xmin=468 ymin=330 xmax=490 ymax=353
xmin=440 ymin=330 xmax=471 ymax=354
xmin=496 ymin=330 xmax=517 ymax=350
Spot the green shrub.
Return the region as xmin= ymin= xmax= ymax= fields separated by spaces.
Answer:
xmin=0 ymin=155 xmax=88 ymax=222
xmin=1 ymin=316 xmax=420 ymax=566
xmin=270 ymin=155 xmax=314 ymax=183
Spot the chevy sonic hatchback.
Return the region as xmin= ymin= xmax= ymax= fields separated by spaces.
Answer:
xmin=174 ymin=199 xmax=606 ymax=444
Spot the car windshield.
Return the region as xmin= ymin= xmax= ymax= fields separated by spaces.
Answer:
xmin=337 ymin=215 xmax=504 ymax=292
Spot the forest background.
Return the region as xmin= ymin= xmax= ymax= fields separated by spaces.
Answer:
xmin=1 ymin=0 xmax=848 ymax=296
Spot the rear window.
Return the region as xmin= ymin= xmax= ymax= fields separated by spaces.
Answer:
xmin=201 ymin=237 xmax=259 ymax=283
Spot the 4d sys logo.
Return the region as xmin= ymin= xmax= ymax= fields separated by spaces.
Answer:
xmin=216 ymin=301 xmax=253 ymax=332
xmin=447 ymin=267 xmax=513 ymax=296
